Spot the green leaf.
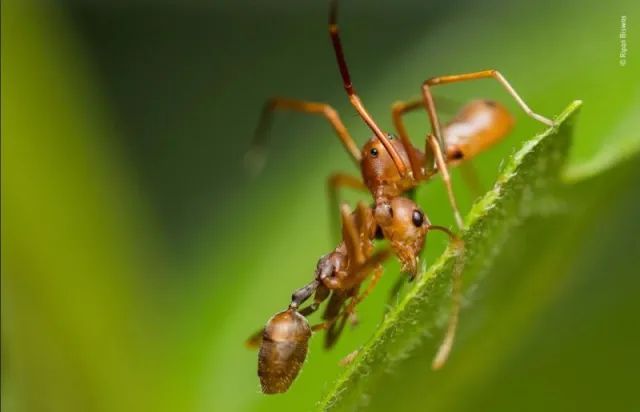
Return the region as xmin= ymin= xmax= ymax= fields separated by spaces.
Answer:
xmin=317 ymin=101 xmax=583 ymax=411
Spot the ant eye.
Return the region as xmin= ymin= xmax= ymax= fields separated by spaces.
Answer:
xmin=412 ymin=210 xmax=425 ymax=227
xmin=387 ymin=133 xmax=395 ymax=140
xmin=370 ymin=148 xmax=378 ymax=157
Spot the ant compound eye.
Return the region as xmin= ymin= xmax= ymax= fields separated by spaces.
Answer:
xmin=412 ymin=209 xmax=425 ymax=227
xmin=370 ymin=148 xmax=378 ymax=157
xmin=387 ymin=133 xmax=395 ymax=140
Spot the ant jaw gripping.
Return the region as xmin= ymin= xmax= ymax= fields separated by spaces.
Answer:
xmin=374 ymin=197 xmax=430 ymax=278
xmin=258 ymin=309 xmax=311 ymax=394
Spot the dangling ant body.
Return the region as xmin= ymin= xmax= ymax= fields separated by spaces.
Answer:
xmin=248 ymin=198 xmax=463 ymax=393
xmin=246 ymin=0 xmax=556 ymax=395
xmin=250 ymin=201 xmax=389 ymax=394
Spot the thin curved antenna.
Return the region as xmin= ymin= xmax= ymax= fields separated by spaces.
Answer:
xmin=328 ymin=0 xmax=408 ymax=177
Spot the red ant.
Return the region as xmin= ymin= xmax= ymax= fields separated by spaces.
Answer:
xmin=248 ymin=0 xmax=554 ymax=230
xmin=246 ymin=0 xmax=556 ymax=395
xmin=248 ymin=198 xmax=463 ymax=393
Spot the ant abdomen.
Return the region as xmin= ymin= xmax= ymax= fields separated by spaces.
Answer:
xmin=443 ymin=99 xmax=515 ymax=162
xmin=258 ymin=309 xmax=311 ymax=394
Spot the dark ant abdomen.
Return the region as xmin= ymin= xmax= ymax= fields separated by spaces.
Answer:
xmin=258 ymin=309 xmax=311 ymax=394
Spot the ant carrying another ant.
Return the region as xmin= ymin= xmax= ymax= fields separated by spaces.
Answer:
xmin=247 ymin=198 xmax=463 ymax=393
xmin=245 ymin=0 xmax=555 ymax=394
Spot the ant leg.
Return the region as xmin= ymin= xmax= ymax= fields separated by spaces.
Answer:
xmin=326 ymin=248 xmax=390 ymax=317
xmin=428 ymin=135 xmax=465 ymax=229
xmin=328 ymin=0 xmax=407 ymax=177
xmin=298 ymin=305 xmax=319 ymax=317
xmin=314 ymin=287 xmax=365 ymax=348
xmin=426 ymin=225 xmax=465 ymax=370
xmin=421 ymin=69 xmax=555 ymax=152
xmin=246 ymin=98 xmax=361 ymax=174
xmin=323 ymin=292 xmax=350 ymax=348
xmin=312 ymin=249 xmax=388 ymax=348
xmin=245 ymin=328 xmax=265 ymax=349
xmin=391 ymin=99 xmax=422 ymax=147
xmin=355 ymin=201 xmax=376 ymax=255
xmin=327 ymin=173 xmax=368 ymax=242
xmin=325 ymin=315 xmax=349 ymax=349
xmin=340 ymin=203 xmax=365 ymax=265
xmin=393 ymin=99 xmax=494 ymax=197
xmin=346 ymin=263 xmax=384 ymax=313
xmin=320 ymin=257 xmax=388 ymax=347
xmin=391 ymin=96 xmax=461 ymax=150
xmin=389 ymin=99 xmax=426 ymax=179
xmin=346 ymin=249 xmax=391 ymax=292
xmin=390 ymin=96 xmax=469 ymax=177
xmin=338 ymin=349 xmax=360 ymax=366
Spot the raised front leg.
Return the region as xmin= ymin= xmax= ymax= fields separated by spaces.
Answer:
xmin=246 ymin=98 xmax=361 ymax=174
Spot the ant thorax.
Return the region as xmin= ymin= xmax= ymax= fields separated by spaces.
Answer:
xmin=361 ymin=136 xmax=420 ymax=200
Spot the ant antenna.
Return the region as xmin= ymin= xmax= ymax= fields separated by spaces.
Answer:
xmin=328 ymin=0 xmax=408 ymax=177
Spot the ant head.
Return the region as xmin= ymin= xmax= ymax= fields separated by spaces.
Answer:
xmin=361 ymin=134 xmax=416 ymax=199
xmin=374 ymin=197 xmax=429 ymax=277
xmin=258 ymin=309 xmax=311 ymax=394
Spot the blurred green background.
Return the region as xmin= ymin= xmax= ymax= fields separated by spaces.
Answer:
xmin=2 ymin=0 xmax=639 ymax=411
